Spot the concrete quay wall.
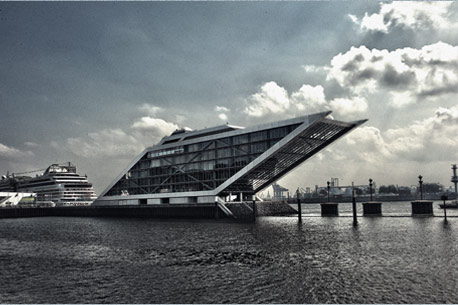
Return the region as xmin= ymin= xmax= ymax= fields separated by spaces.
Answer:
xmin=0 ymin=204 xmax=219 ymax=219
xmin=256 ymin=201 xmax=298 ymax=216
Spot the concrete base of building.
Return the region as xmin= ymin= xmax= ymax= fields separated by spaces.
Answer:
xmin=411 ymin=200 xmax=433 ymax=215
xmin=93 ymin=195 xmax=217 ymax=206
xmin=0 ymin=204 xmax=221 ymax=219
xmin=362 ymin=201 xmax=382 ymax=216
xmin=320 ymin=202 xmax=339 ymax=216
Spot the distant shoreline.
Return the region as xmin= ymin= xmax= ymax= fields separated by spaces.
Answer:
xmin=285 ymin=193 xmax=457 ymax=204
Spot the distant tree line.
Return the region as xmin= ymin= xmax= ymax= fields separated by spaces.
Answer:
xmin=378 ymin=183 xmax=443 ymax=194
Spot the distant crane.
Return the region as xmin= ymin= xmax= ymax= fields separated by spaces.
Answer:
xmin=272 ymin=183 xmax=288 ymax=200
xmin=452 ymin=164 xmax=458 ymax=194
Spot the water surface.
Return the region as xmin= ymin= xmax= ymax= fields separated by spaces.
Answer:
xmin=1 ymin=201 xmax=457 ymax=303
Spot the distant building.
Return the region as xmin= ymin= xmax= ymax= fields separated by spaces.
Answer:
xmin=94 ymin=112 xmax=366 ymax=206
xmin=398 ymin=186 xmax=411 ymax=196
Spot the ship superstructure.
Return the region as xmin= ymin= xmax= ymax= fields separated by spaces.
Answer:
xmin=0 ymin=162 xmax=97 ymax=206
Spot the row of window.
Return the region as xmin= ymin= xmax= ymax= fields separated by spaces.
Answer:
xmin=146 ymin=125 xmax=296 ymax=157
xmin=107 ymin=124 xmax=300 ymax=196
xmin=128 ymin=155 xmax=257 ymax=178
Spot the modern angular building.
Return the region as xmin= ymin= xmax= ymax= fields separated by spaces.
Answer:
xmin=94 ymin=111 xmax=366 ymax=206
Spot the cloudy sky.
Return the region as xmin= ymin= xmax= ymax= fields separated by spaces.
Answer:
xmin=1 ymin=1 xmax=458 ymax=195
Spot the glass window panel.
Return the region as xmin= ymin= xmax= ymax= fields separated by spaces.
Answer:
xmin=202 ymin=161 xmax=215 ymax=170
xmin=201 ymin=150 xmax=215 ymax=160
xmin=187 ymin=143 xmax=200 ymax=152
xmin=217 ymin=148 xmax=231 ymax=158
xmin=216 ymin=137 xmax=231 ymax=147
xmin=183 ymin=162 xmax=199 ymax=171
xmin=215 ymin=159 xmax=230 ymax=168
xmin=251 ymin=131 xmax=268 ymax=142
xmin=174 ymin=155 xmax=187 ymax=164
xmin=251 ymin=141 xmax=269 ymax=153
xmin=233 ymin=156 xmax=249 ymax=167
xmin=232 ymin=134 xmax=249 ymax=145
xmin=150 ymin=159 xmax=160 ymax=168
xmin=233 ymin=144 xmax=250 ymax=156
xmin=270 ymin=126 xmax=289 ymax=139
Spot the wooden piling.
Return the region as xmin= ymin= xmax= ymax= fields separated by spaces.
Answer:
xmin=297 ymin=195 xmax=302 ymax=222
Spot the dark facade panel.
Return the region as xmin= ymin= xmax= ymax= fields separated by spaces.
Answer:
xmin=105 ymin=124 xmax=301 ymax=197
xmin=219 ymin=119 xmax=358 ymax=194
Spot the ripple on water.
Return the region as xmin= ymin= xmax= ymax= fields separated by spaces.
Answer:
xmin=1 ymin=212 xmax=458 ymax=303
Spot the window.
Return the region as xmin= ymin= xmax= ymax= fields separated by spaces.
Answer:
xmin=216 ymin=137 xmax=231 ymax=147
xmin=233 ymin=156 xmax=249 ymax=167
xmin=232 ymin=134 xmax=249 ymax=145
xmin=148 ymin=147 xmax=184 ymax=158
xmin=217 ymin=148 xmax=232 ymax=158
xmin=187 ymin=143 xmax=200 ymax=152
xmin=270 ymin=126 xmax=289 ymax=139
xmin=251 ymin=141 xmax=269 ymax=154
xmin=233 ymin=145 xmax=250 ymax=156
xmin=150 ymin=159 xmax=160 ymax=168
xmin=201 ymin=150 xmax=215 ymax=160
xmin=251 ymin=131 xmax=268 ymax=142
xmin=215 ymin=159 xmax=230 ymax=168
xmin=202 ymin=161 xmax=215 ymax=170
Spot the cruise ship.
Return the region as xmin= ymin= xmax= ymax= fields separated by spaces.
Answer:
xmin=0 ymin=162 xmax=97 ymax=206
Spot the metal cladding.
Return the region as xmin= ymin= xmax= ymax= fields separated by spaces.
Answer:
xmin=96 ymin=111 xmax=366 ymax=204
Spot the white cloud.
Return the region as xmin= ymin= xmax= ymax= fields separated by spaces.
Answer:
xmin=351 ymin=2 xmax=455 ymax=33
xmin=360 ymin=12 xmax=388 ymax=33
xmin=0 ymin=143 xmax=34 ymax=159
xmin=215 ymin=105 xmax=230 ymax=122
xmin=302 ymin=64 xmax=327 ymax=73
xmin=244 ymin=81 xmax=290 ymax=117
xmin=67 ymin=117 xmax=178 ymax=158
xmin=131 ymin=116 xmax=178 ymax=133
xmin=327 ymin=42 xmax=458 ymax=107
xmin=215 ymin=106 xmax=229 ymax=112
xmin=384 ymin=106 xmax=458 ymax=160
xmin=67 ymin=128 xmax=140 ymax=158
xmin=325 ymin=106 xmax=458 ymax=165
xmin=218 ymin=113 xmax=228 ymax=122
xmin=329 ymin=97 xmax=368 ymax=115
xmin=138 ymin=104 xmax=163 ymax=115
xmin=244 ymin=81 xmax=366 ymax=118
xmin=24 ymin=142 xmax=39 ymax=148
xmin=291 ymin=84 xmax=327 ymax=111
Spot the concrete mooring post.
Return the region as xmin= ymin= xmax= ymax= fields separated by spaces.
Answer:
xmin=296 ymin=189 xmax=302 ymax=222
xmin=252 ymin=200 xmax=256 ymax=222
xmin=327 ymin=181 xmax=330 ymax=202
xmin=214 ymin=201 xmax=219 ymax=219
xmin=418 ymin=175 xmax=423 ymax=200
xmin=369 ymin=178 xmax=373 ymax=201
xmin=352 ymin=182 xmax=358 ymax=226
xmin=411 ymin=175 xmax=433 ymax=216
xmin=442 ymin=195 xmax=448 ymax=222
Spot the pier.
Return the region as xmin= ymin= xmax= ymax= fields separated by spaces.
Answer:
xmin=0 ymin=200 xmax=297 ymax=220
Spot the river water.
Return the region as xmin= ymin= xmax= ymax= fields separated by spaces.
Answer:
xmin=1 ymin=201 xmax=458 ymax=303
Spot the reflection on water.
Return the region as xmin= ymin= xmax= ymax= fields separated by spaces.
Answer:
xmin=1 ymin=201 xmax=458 ymax=303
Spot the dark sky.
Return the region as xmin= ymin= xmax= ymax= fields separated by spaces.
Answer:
xmin=1 ymin=2 xmax=457 ymax=195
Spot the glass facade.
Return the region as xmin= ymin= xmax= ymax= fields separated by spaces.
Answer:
xmin=105 ymin=124 xmax=300 ymax=196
